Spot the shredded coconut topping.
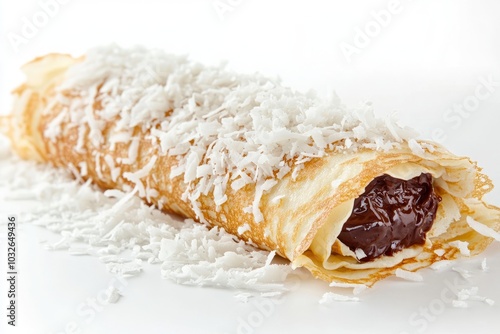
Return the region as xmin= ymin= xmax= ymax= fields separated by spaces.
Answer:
xmin=54 ymin=45 xmax=417 ymax=222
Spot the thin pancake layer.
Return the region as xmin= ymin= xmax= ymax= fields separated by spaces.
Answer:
xmin=3 ymin=52 xmax=499 ymax=286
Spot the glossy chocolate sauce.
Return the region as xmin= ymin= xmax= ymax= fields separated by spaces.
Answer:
xmin=338 ymin=173 xmax=440 ymax=261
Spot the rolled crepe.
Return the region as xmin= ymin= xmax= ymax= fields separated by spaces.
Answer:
xmin=3 ymin=46 xmax=499 ymax=286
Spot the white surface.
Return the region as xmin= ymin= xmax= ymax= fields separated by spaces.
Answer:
xmin=1 ymin=0 xmax=500 ymax=333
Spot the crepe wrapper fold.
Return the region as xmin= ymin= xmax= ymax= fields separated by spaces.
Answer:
xmin=3 ymin=53 xmax=500 ymax=286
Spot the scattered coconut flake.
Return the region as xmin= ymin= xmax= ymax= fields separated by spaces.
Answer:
xmin=329 ymin=282 xmax=368 ymax=295
xmin=104 ymin=189 xmax=127 ymax=199
xmin=237 ymin=223 xmax=251 ymax=235
xmin=434 ymin=249 xmax=445 ymax=256
xmin=319 ymin=292 xmax=360 ymax=304
xmin=456 ymin=287 xmax=479 ymax=300
xmin=355 ymin=248 xmax=367 ymax=260
xmin=408 ymin=138 xmax=425 ymax=156
xmin=260 ymin=291 xmax=283 ymax=298
xmin=395 ymin=269 xmax=423 ymax=282
xmin=265 ymin=250 xmax=277 ymax=267
xmin=419 ymin=142 xmax=436 ymax=153
xmin=67 ymin=163 xmax=83 ymax=182
xmin=449 ymin=240 xmax=470 ymax=256
xmin=481 ymin=258 xmax=488 ymax=272
xmin=430 ymin=260 xmax=453 ymax=271
xmin=44 ymin=109 xmax=67 ymax=141
xmin=452 ymin=267 xmax=472 ymax=280
xmin=123 ymin=155 xmax=158 ymax=197
xmin=122 ymin=137 xmax=139 ymax=165
xmin=78 ymin=161 xmax=88 ymax=177
xmin=105 ymin=286 xmax=123 ymax=304
xmin=467 ymin=216 xmax=500 ymax=241
xmin=485 ymin=298 xmax=495 ymax=306
xmin=452 ymin=300 xmax=468 ymax=308
xmin=68 ymin=245 xmax=93 ymax=256
xmin=234 ymin=292 xmax=252 ymax=303
xmin=107 ymin=260 xmax=143 ymax=277
xmin=242 ymin=206 xmax=253 ymax=214
xmin=104 ymin=154 xmax=121 ymax=182
xmin=94 ymin=152 xmax=104 ymax=179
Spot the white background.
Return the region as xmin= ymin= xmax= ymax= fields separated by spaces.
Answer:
xmin=1 ymin=0 xmax=500 ymax=333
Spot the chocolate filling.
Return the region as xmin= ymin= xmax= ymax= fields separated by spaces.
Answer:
xmin=337 ymin=173 xmax=440 ymax=261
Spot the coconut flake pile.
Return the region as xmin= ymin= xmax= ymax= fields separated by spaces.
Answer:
xmin=52 ymin=44 xmax=417 ymax=222
xmin=0 ymin=146 xmax=292 ymax=294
